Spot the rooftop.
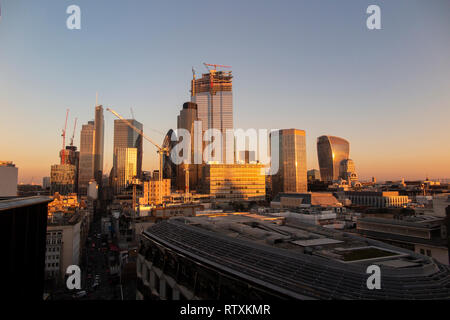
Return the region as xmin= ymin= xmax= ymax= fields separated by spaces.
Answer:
xmin=143 ymin=212 xmax=450 ymax=299
xmin=0 ymin=196 xmax=52 ymax=212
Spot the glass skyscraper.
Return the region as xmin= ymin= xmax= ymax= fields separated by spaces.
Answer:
xmin=317 ymin=135 xmax=350 ymax=182
xmin=78 ymin=121 xmax=95 ymax=195
xmin=271 ymin=129 xmax=307 ymax=196
xmin=191 ymin=69 xmax=233 ymax=161
xmin=112 ymin=119 xmax=143 ymax=193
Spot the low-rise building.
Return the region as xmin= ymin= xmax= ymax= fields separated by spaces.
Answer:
xmin=201 ymin=163 xmax=266 ymax=203
xmin=0 ymin=161 xmax=18 ymax=197
xmin=345 ymin=191 xmax=409 ymax=208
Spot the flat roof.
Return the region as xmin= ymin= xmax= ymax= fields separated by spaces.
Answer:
xmin=0 ymin=196 xmax=52 ymax=212
xmin=291 ymin=238 xmax=343 ymax=247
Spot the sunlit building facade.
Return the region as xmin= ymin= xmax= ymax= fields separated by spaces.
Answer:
xmin=0 ymin=161 xmax=18 ymax=197
xmin=317 ymin=135 xmax=349 ymax=182
xmin=339 ymin=158 xmax=358 ymax=182
xmin=140 ymin=179 xmax=171 ymax=205
xmin=201 ymin=163 xmax=266 ymax=202
xmin=50 ymin=164 xmax=76 ymax=195
xmin=113 ymin=119 xmax=143 ymax=179
xmin=191 ymin=69 xmax=233 ymax=160
xmin=271 ymin=129 xmax=307 ymax=197
xmin=113 ymin=147 xmax=137 ymax=194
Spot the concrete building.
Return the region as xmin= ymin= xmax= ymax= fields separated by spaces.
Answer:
xmin=42 ymin=176 xmax=51 ymax=190
xmin=357 ymin=215 xmax=449 ymax=265
xmin=317 ymin=135 xmax=350 ymax=182
xmin=271 ymin=129 xmax=307 ymax=196
xmin=271 ymin=192 xmax=342 ymax=209
xmin=140 ymin=179 xmax=171 ymax=205
xmin=137 ymin=213 xmax=450 ymax=300
xmin=0 ymin=196 xmax=52 ymax=299
xmin=345 ymin=191 xmax=409 ymax=208
xmin=0 ymin=161 xmax=18 ymax=197
xmin=46 ymin=211 xmax=86 ymax=282
xmin=79 ymin=121 xmax=95 ymax=195
xmin=201 ymin=163 xmax=266 ymax=203
xmin=50 ymin=164 xmax=76 ymax=195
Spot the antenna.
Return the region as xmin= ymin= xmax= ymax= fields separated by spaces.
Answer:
xmin=130 ymin=107 xmax=135 ymax=119
xmin=96 ymin=92 xmax=99 ymax=106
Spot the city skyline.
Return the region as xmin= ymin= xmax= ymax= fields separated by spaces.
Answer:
xmin=1 ymin=0 xmax=450 ymax=183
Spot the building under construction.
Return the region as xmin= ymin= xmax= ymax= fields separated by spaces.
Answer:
xmin=191 ymin=65 xmax=233 ymax=161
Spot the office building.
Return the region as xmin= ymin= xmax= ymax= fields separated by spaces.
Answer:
xmin=0 ymin=196 xmax=52 ymax=299
xmin=113 ymin=118 xmax=143 ymax=184
xmin=50 ymin=164 xmax=76 ymax=195
xmin=42 ymin=177 xmax=51 ymax=190
xmin=113 ymin=147 xmax=138 ymax=194
xmin=140 ymin=179 xmax=171 ymax=205
xmin=317 ymin=135 xmax=350 ymax=182
xmin=94 ymin=104 xmax=105 ymax=186
xmin=59 ymin=145 xmax=80 ymax=193
xmin=344 ymin=191 xmax=409 ymax=208
xmin=0 ymin=161 xmax=18 ymax=197
xmin=191 ymin=68 xmax=233 ymax=160
xmin=79 ymin=121 xmax=95 ymax=195
xmin=357 ymin=215 xmax=449 ymax=265
xmin=271 ymin=129 xmax=307 ymax=196
xmin=201 ymin=163 xmax=266 ymax=202
xmin=162 ymin=129 xmax=177 ymax=190
xmin=176 ymin=102 xmax=201 ymax=191
xmin=137 ymin=213 xmax=450 ymax=300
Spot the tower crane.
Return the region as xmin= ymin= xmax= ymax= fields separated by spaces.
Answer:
xmin=61 ymin=109 xmax=69 ymax=164
xmin=70 ymin=117 xmax=78 ymax=147
xmin=106 ymin=107 xmax=169 ymax=205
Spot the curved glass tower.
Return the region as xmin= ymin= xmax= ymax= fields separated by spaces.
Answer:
xmin=317 ymin=135 xmax=349 ymax=182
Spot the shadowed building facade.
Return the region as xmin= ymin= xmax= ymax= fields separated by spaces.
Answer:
xmin=317 ymin=135 xmax=349 ymax=182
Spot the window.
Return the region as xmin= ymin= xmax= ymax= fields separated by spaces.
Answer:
xmin=420 ymin=249 xmax=425 ymax=255
xmin=426 ymin=250 xmax=432 ymax=257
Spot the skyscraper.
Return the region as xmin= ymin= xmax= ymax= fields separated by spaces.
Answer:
xmin=271 ymin=129 xmax=307 ymax=196
xmin=94 ymin=105 xmax=105 ymax=186
xmin=112 ymin=119 xmax=143 ymax=193
xmin=176 ymin=102 xmax=201 ymax=191
xmin=78 ymin=121 xmax=95 ymax=195
xmin=317 ymin=135 xmax=350 ymax=182
xmin=191 ymin=68 xmax=233 ymax=161
xmin=113 ymin=147 xmax=137 ymax=194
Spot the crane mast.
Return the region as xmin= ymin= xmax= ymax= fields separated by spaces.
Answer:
xmin=61 ymin=109 xmax=69 ymax=164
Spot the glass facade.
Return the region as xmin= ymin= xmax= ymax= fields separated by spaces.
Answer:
xmin=113 ymin=118 xmax=143 ymax=184
xmin=317 ymin=135 xmax=349 ymax=182
xmin=113 ymin=147 xmax=137 ymax=194
xmin=271 ymin=129 xmax=307 ymax=196
xmin=78 ymin=121 xmax=95 ymax=195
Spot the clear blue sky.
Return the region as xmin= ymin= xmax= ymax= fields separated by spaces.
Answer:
xmin=1 ymin=0 xmax=449 ymax=183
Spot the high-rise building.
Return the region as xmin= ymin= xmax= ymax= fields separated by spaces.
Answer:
xmin=317 ymin=135 xmax=350 ymax=182
xmin=176 ymin=102 xmax=201 ymax=191
xmin=78 ymin=121 xmax=95 ymax=195
xmin=59 ymin=146 xmax=79 ymax=193
xmin=162 ymin=129 xmax=177 ymax=190
xmin=113 ymin=147 xmax=138 ymax=194
xmin=50 ymin=164 xmax=76 ymax=195
xmin=94 ymin=105 xmax=104 ymax=186
xmin=271 ymin=129 xmax=307 ymax=196
xmin=191 ymin=68 xmax=233 ymax=161
xmin=113 ymin=119 xmax=143 ymax=180
xmin=0 ymin=161 xmax=18 ymax=197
